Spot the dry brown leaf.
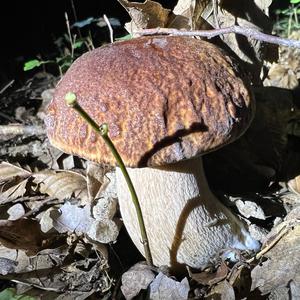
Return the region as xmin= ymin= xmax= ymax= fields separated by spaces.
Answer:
xmin=0 ymin=178 xmax=29 ymax=204
xmin=118 ymin=0 xmax=170 ymax=34
xmin=206 ymin=280 xmax=235 ymax=300
xmin=0 ymin=162 xmax=32 ymax=204
xmin=0 ymin=162 xmax=31 ymax=182
xmin=288 ymin=175 xmax=300 ymax=195
xmin=264 ymin=63 xmax=299 ymax=89
xmin=0 ymin=218 xmax=52 ymax=255
xmin=188 ymin=261 xmax=229 ymax=286
xmin=172 ymin=0 xmax=210 ymax=30
xmin=86 ymin=161 xmax=108 ymax=201
xmin=251 ymin=207 xmax=300 ymax=295
xmin=33 ymin=170 xmax=89 ymax=203
xmin=205 ymin=0 xmax=275 ymax=82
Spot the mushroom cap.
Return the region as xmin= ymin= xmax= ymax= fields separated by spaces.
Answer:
xmin=45 ymin=36 xmax=255 ymax=167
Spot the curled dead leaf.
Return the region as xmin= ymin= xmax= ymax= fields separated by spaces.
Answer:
xmin=0 ymin=162 xmax=32 ymax=204
xmin=188 ymin=261 xmax=229 ymax=286
xmin=0 ymin=162 xmax=31 ymax=182
xmin=118 ymin=0 xmax=171 ymax=35
xmin=33 ymin=170 xmax=89 ymax=204
xmin=264 ymin=63 xmax=299 ymax=89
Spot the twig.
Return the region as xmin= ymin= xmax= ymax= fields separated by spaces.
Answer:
xmin=65 ymin=92 xmax=153 ymax=266
xmin=0 ymin=79 xmax=14 ymax=94
xmin=135 ymin=26 xmax=300 ymax=49
xmin=0 ymin=124 xmax=45 ymax=136
xmin=103 ymin=14 xmax=114 ymax=43
xmin=65 ymin=12 xmax=75 ymax=58
xmin=20 ymin=198 xmax=63 ymax=219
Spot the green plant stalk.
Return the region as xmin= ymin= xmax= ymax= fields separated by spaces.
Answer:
xmin=65 ymin=92 xmax=153 ymax=266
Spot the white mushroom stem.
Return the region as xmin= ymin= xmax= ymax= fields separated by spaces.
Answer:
xmin=116 ymin=157 xmax=260 ymax=270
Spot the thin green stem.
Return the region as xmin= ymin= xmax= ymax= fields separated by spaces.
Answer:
xmin=65 ymin=92 xmax=153 ymax=266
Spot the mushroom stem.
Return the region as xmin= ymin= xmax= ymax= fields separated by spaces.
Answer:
xmin=116 ymin=157 xmax=259 ymax=270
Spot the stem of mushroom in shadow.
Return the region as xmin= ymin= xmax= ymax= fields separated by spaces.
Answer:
xmin=64 ymin=91 xmax=153 ymax=267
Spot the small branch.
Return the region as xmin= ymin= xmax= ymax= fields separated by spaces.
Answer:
xmin=0 ymin=125 xmax=45 ymax=137
xmin=103 ymin=14 xmax=114 ymax=43
xmin=65 ymin=92 xmax=153 ymax=266
xmin=0 ymin=79 xmax=14 ymax=94
xmin=135 ymin=26 xmax=300 ymax=49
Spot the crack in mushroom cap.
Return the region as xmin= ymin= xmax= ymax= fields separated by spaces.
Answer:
xmin=45 ymin=36 xmax=255 ymax=167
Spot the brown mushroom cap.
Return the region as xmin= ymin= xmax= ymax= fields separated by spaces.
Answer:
xmin=45 ymin=36 xmax=254 ymax=167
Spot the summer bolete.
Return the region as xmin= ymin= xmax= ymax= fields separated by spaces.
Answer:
xmin=45 ymin=36 xmax=259 ymax=270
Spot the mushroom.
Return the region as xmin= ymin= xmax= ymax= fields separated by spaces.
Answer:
xmin=45 ymin=36 xmax=260 ymax=270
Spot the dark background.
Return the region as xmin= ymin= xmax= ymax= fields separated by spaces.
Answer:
xmin=0 ymin=0 xmax=290 ymax=87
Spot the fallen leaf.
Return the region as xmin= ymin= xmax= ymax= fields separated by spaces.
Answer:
xmin=86 ymin=161 xmax=107 ymax=201
xmin=264 ymin=63 xmax=299 ymax=89
xmin=0 ymin=218 xmax=51 ymax=255
xmin=87 ymin=218 xmax=121 ymax=244
xmin=189 ymin=262 xmax=229 ymax=286
xmin=0 ymin=162 xmax=32 ymax=204
xmin=0 ymin=162 xmax=31 ymax=182
xmin=7 ymin=203 xmax=25 ymax=220
xmin=172 ymin=0 xmax=210 ymax=30
xmin=50 ymin=201 xmax=120 ymax=243
xmin=50 ymin=202 xmax=92 ymax=234
xmin=33 ymin=170 xmax=89 ymax=204
xmin=205 ymin=280 xmax=235 ymax=300
xmin=206 ymin=0 xmax=275 ymax=82
xmin=149 ymin=272 xmax=190 ymax=300
xmin=0 ymin=258 xmax=18 ymax=275
xmin=0 ymin=178 xmax=29 ymax=204
xmin=121 ymin=262 xmax=155 ymax=300
xmin=118 ymin=0 xmax=170 ymax=34
xmin=228 ymin=265 xmax=252 ymax=299
xmin=235 ymin=200 xmax=266 ymax=220
xmin=288 ymin=174 xmax=300 ymax=195
xmin=251 ymin=207 xmax=300 ymax=295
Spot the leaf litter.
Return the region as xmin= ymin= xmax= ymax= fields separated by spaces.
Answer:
xmin=0 ymin=0 xmax=300 ymax=299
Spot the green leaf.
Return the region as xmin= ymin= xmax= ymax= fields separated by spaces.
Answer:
xmin=73 ymin=40 xmax=84 ymax=49
xmin=291 ymin=0 xmax=300 ymax=4
xmin=115 ymin=34 xmax=132 ymax=41
xmin=0 ymin=288 xmax=37 ymax=300
xmin=23 ymin=59 xmax=42 ymax=71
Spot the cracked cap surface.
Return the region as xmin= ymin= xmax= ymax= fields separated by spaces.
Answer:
xmin=45 ymin=36 xmax=255 ymax=167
